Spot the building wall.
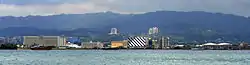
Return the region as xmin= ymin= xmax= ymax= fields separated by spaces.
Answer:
xmin=23 ymin=36 xmax=65 ymax=47
xmin=240 ymin=43 xmax=249 ymax=49
xmin=148 ymin=39 xmax=160 ymax=49
xmin=0 ymin=38 xmax=4 ymax=44
xmin=160 ymin=37 xmax=170 ymax=49
xmin=58 ymin=37 xmax=66 ymax=46
xmin=81 ymin=42 xmax=104 ymax=49
xmin=111 ymin=41 xmax=128 ymax=48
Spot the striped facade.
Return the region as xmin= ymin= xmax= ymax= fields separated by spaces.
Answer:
xmin=128 ymin=37 xmax=148 ymax=48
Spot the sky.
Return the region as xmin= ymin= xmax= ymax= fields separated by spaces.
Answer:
xmin=0 ymin=0 xmax=250 ymax=16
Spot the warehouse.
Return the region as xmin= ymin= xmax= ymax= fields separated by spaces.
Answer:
xmin=23 ymin=36 xmax=66 ymax=48
xmin=81 ymin=41 xmax=104 ymax=49
xmin=111 ymin=40 xmax=128 ymax=48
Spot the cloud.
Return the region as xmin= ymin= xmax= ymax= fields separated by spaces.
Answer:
xmin=89 ymin=0 xmax=250 ymax=16
xmin=1 ymin=0 xmax=88 ymax=5
xmin=0 ymin=0 xmax=250 ymax=16
xmin=0 ymin=2 xmax=109 ymax=16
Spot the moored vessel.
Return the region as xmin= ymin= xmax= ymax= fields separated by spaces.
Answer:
xmin=102 ymin=48 xmax=119 ymax=50
xmin=30 ymin=46 xmax=53 ymax=50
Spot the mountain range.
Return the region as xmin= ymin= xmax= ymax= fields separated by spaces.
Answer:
xmin=1 ymin=11 xmax=250 ymax=42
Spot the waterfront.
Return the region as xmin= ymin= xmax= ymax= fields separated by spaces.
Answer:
xmin=0 ymin=50 xmax=250 ymax=65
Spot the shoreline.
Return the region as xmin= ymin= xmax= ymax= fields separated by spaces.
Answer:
xmin=13 ymin=48 xmax=250 ymax=50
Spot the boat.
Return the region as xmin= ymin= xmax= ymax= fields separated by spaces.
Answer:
xmin=191 ymin=47 xmax=203 ymax=51
xmin=30 ymin=43 xmax=53 ymax=50
xmin=30 ymin=46 xmax=53 ymax=50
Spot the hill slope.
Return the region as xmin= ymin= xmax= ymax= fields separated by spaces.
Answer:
xmin=0 ymin=11 xmax=250 ymax=42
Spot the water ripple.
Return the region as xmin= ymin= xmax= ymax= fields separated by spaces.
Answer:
xmin=0 ymin=50 xmax=250 ymax=65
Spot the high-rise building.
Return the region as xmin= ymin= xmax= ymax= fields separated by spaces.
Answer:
xmin=152 ymin=27 xmax=159 ymax=34
xmin=148 ymin=28 xmax=153 ymax=35
xmin=109 ymin=28 xmax=118 ymax=35
xmin=148 ymin=27 xmax=159 ymax=35
xmin=167 ymin=37 xmax=170 ymax=47
xmin=148 ymin=38 xmax=158 ymax=49
xmin=160 ymin=37 xmax=170 ymax=49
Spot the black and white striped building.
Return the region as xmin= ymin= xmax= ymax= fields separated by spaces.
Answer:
xmin=128 ymin=36 xmax=148 ymax=48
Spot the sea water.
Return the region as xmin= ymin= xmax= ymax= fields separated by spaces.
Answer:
xmin=0 ymin=50 xmax=250 ymax=65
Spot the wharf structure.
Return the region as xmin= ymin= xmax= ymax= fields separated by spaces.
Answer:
xmin=201 ymin=43 xmax=239 ymax=50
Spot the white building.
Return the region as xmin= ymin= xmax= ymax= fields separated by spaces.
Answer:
xmin=148 ymin=27 xmax=159 ymax=35
xmin=66 ymin=43 xmax=81 ymax=48
xmin=148 ymin=28 xmax=153 ymax=35
xmin=152 ymin=27 xmax=159 ymax=34
xmin=109 ymin=28 xmax=118 ymax=35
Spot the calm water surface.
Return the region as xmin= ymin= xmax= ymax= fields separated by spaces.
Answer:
xmin=0 ymin=50 xmax=250 ymax=65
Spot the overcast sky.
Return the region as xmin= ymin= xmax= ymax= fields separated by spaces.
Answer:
xmin=0 ymin=0 xmax=250 ymax=16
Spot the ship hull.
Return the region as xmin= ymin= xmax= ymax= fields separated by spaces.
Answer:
xmin=31 ymin=46 xmax=53 ymax=50
xmin=102 ymin=48 xmax=119 ymax=50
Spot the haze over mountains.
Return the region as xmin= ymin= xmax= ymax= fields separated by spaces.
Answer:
xmin=0 ymin=11 xmax=250 ymax=42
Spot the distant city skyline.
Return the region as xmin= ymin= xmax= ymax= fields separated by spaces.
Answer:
xmin=0 ymin=0 xmax=250 ymax=16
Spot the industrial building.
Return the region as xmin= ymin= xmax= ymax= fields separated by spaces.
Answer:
xmin=23 ymin=36 xmax=66 ymax=47
xmin=81 ymin=41 xmax=104 ymax=49
xmin=111 ymin=40 xmax=128 ymax=48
